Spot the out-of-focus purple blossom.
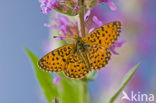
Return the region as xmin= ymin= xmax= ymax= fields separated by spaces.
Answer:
xmin=110 ymin=40 xmax=126 ymax=55
xmin=84 ymin=10 xmax=91 ymax=22
xmin=92 ymin=16 xmax=103 ymax=27
xmin=39 ymin=0 xmax=60 ymax=14
xmin=72 ymin=5 xmax=80 ymax=13
xmin=53 ymin=76 xmax=61 ymax=84
xmin=97 ymin=0 xmax=117 ymax=11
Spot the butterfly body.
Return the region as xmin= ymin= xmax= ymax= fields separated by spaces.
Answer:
xmin=74 ymin=37 xmax=91 ymax=70
xmin=38 ymin=21 xmax=121 ymax=79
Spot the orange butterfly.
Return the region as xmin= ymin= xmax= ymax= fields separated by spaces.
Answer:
xmin=38 ymin=21 xmax=121 ymax=79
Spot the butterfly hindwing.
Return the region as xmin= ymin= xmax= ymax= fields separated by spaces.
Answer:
xmin=63 ymin=53 xmax=89 ymax=79
xmin=38 ymin=44 xmax=73 ymax=72
xmin=86 ymin=44 xmax=111 ymax=70
xmin=83 ymin=21 xmax=121 ymax=48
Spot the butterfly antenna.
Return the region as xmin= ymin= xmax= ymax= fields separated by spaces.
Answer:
xmin=53 ymin=35 xmax=75 ymax=41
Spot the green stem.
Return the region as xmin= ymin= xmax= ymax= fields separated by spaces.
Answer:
xmin=78 ymin=1 xmax=89 ymax=103
xmin=81 ymin=81 xmax=89 ymax=103
xmin=78 ymin=0 xmax=85 ymax=37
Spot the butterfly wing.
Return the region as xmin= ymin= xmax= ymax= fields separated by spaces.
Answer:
xmin=63 ymin=53 xmax=89 ymax=79
xmin=38 ymin=44 xmax=73 ymax=72
xmin=83 ymin=21 xmax=121 ymax=48
xmin=86 ymin=44 xmax=111 ymax=70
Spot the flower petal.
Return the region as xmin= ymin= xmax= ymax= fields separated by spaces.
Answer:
xmin=110 ymin=40 xmax=126 ymax=55
xmin=88 ymin=27 xmax=95 ymax=33
xmin=114 ymin=40 xmax=126 ymax=47
xmin=110 ymin=46 xmax=119 ymax=55
xmin=84 ymin=10 xmax=91 ymax=22
xmin=92 ymin=16 xmax=103 ymax=27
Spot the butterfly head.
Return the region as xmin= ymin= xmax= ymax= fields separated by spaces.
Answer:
xmin=75 ymin=37 xmax=86 ymax=52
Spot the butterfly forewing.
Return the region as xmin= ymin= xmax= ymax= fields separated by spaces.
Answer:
xmin=38 ymin=44 xmax=73 ymax=72
xmin=83 ymin=21 xmax=121 ymax=48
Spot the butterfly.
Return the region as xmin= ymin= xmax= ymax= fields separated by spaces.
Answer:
xmin=38 ymin=21 xmax=121 ymax=79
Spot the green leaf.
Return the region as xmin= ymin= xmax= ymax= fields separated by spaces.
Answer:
xmin=59 ymin=74 xmax=82 ymax=103
xmin=25 ymin=48 xmax=59 ymax=103
xmin=109 ymin=63 xmax=141 ymax=103
xmin=57 ymin=73 xmax=89 ymax=103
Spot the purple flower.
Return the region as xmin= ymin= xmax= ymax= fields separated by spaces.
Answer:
xmin=110 ymin=40 xmax=126 ymax=55
xmin=97 ymin=0 xmax=117 ymax=11
xmin=39 ymin=0 xmax=60 ymax=14
xmin=53 ymin=76 xmax=61 ymax=84
xmin=92 ymin=16 xmax=103 ymax=27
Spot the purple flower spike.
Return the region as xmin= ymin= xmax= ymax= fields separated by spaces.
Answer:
xmin=110 ymin=40 xmax=126 ymax=55
xmin=92 ymin=16 xmax=103 ymax=27
xmin=53 ymin=76 xmax=61 ymax=84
